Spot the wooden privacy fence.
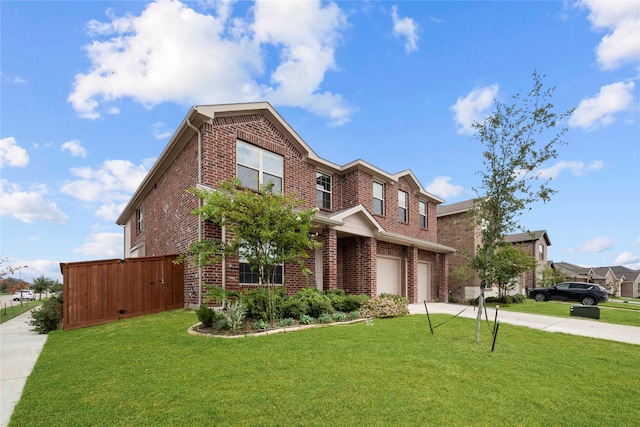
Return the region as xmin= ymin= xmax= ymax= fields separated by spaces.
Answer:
xmin=61 ymin=255 xmax=184 ymax=330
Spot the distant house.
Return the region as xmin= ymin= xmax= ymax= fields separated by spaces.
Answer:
xmin=548 ymin=261 xmax=640 ymax=298
xmin=436 ymin=199 xmax=550 ymax=300
xmin=116 ymin=102 xmax=455 ymax=307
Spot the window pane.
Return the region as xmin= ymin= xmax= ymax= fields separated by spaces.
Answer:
xmin=373 ymin=199 xmax=383 ymax=215
xmin=398 ymin=207 xmax=407 ymax=222
xmin=237 ymin=141 xmax=259 ymax=168
xmin=263 ymin=173 xmax=282 ymax=193
xmin=419 ymin=215 xmax=426 ymax=228
xmin=398 ymin=191 xmax=407 ymax=208
xmin=263 ymin=150 xmax=283 ymax=176
xmin=373 ymin=182 xmax=384 ymax=199
xmin=419 ymin=201 xmax=426 ymax=215
xmin=316 ymin=172 xmax=331 ymax=191
xmin=317 ymin=190 xmax=331 ymax=209
xmin=239 ymin=262 xmax=259 ymax=284
xmin=238 ymin=165 xmax=259 ymax=190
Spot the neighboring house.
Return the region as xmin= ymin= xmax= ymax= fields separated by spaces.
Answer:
xmin=549 ymin=261 xmax=640 ymax=298
xmin=116 ymin=102 xmax=455 ymax=307
xmin=436 ymin=199 xmax=550 ymax=300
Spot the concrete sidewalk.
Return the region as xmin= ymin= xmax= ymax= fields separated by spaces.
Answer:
xmin=0 ymin=309 xmax=48 ymax=427
xmin=409 ymin=303 xmax=640 ymax=345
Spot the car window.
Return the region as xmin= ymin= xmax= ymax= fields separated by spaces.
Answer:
xmin=556 ymin=283 xmax=570 ymax=289
xmin=569 ymin=283 xmax=587 ymax=289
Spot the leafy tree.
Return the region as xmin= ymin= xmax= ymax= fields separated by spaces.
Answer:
xmin=0 ymin=257 xmax=28 ymax=292
xmin=469 ymin=71 xmax=574 ymax=342
xmin=471 ymin=244 xmax=536 ymax=299
xmin=538 ymin=264 xmax=568 ymax=287
xmin=32 ymin=275 xmax=57 ymax=296
xmin=179 ymin=178 xmax=320 ymax=324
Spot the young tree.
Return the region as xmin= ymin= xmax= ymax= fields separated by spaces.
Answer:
xmin=538 ymin=264 xmax=568 ymax=287
xmin=471 ymin=244 xmax=537 ymax=299
xmin=179 ymin=178 xmax=320 ymax=324
xmin=470 ymin=71 xmax=574 ymax=342
xmin=32 ymin=275 xmax=57 ymax=297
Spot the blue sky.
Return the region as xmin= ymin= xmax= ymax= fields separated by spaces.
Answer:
xmin=1 ymin=0 xmax=639 ymax=283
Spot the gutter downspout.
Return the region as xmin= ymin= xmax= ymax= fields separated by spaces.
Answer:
xmin=186 ymin=118 xmax=203 ymax=307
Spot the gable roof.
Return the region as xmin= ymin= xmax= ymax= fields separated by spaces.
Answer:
xmin=117 ymin=102 xmax=443 ymax=225
xmin=436 ymin=199 xmax=478 ymax=217
xmin=505 ymin=230 xmax=551 ymax=246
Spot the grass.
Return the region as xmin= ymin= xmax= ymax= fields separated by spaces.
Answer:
xmin=0 ymin=299 xmax=43 ymax=324
xmin=486 ymin=299 xmax=640 ymax=327
xmin=10 ymin=310 xmax=639 ymax=427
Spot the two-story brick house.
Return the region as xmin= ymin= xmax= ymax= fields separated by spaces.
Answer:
xmin=437 ymin=199 xmax=550 ymax=300
xmin=116 ymin=102 xmax=455 ymax=307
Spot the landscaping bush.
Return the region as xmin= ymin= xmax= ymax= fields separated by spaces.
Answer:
xmin=223 ymin=300 xmax=246 ymax=332
xmin=342 ymin=294 xmax=370 ymax=312
xmin=252 ymin=320 xmax=269 ymax=331
xmin=332 ymin=311 xmax=347 ymax=322
xmin=29 ymin=295 xmax=63 ymax=334
xmin=308 ymin=298 xmax=334 ymax=318
xmin=197 ymin=305 xmax=215 ymax=328
xmin=243 ymin=287 xmax=286 ymax=321
xmin=282 ymin=299 xmax=309 ymax=319
xmin=379 ymin=293 xmax=410 ymax=305
xmin=360 ymin=295 xmax=409 ymax=318
xmin=318 ymin=312 xmax=332 ymax=323
xmin=348 ymin=310 xmax=360 ymax=320
xmin=278 ymin=317 xmax=295 ymax=327
xmin=299 ymin=314 xmax=314 ymax=325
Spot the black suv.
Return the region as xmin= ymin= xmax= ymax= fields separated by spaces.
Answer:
xmin=528 ymin=282 xmax=608 ymax=306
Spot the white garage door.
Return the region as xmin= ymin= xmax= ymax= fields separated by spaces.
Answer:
xmin=377 ymin=256 xmax=401 ymax=296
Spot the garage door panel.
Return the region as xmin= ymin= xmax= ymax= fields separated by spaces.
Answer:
xmin=377 ymin=257 xmax=400 ymax=296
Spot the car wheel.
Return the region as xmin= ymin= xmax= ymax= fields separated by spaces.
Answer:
xmin=581 ymin=296 xmax=596 ymax=306
xmin=534 ymin=293 xmax=547 ymax=302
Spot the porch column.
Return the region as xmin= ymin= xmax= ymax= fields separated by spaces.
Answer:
xmin=322 ymin=228 xmax=338 ymax=290
xmin=406 ymin=246 xmax=418 ymax=303
xmin=436 ymin=252 xmax=449 ymax=303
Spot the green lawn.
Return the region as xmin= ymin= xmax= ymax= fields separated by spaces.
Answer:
xmin=487 ymin=299 xmax=640 ymax=327
xmin=10 ymin=310 xmax=639 ymax=427
xmin=0 ymin=299 xmax=43 ymax=324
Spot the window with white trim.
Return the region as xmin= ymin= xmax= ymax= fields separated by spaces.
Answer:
xmin=398 ymin=190 xmax=408 ymax=223
xmin=373 ymin=181 xmax=384 ymax=215
xmin=135 ymin=206 xmax=143 ymax=233
xmin=236 ymin=140 xmax=283 ymax=192
xmin=238 ymin=244 xmax=283 ymax=285
xmin=419 ymin=200 xmax=427 ymax=228
xmin=316 ymin=171 xmax=331 ymax=210
xmin=538 ymin=243 xmax=544 ymax=260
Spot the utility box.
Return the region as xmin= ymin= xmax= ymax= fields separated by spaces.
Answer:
xmin=570 ymin=305 xmax=600 ymax=320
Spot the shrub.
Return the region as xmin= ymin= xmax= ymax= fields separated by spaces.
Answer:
xmin=299 ymin=314 xmax=314 ymax=325
xmin=332 ymin=311 xmax=347 ymax=322
xmin=342 ymin=294 xmax=370 ymax=312
xmin=253 ymin=320 xmax=269 ymax=331
xmin=308 ymin=298 xmax=334 ymax=318
xmin=379 ymin=293 xmax=410 ymax=305
xmin=282 ymin=299 xmax=309 ymax=319
xmin=278 ymin=317 xmax=295 ymax=327
xmin=243 ymin=287 xmax=286 ymax=322
xmin=318 ymin=313 xmax=332 ymax=323
xmin=348 ymin=310 xmax=360 ymax=320
xmin=29 ymin=295 xmax=63 ymax=334
xmin=360 ymin=295 xmax=409 ymax=318
xmin=224 ymin=300 xmax=247 ymax=332
xmin=197 ymin=305 xmax=215 ymax=328
xmin=325 ymin=289 xmax=345 ymax=298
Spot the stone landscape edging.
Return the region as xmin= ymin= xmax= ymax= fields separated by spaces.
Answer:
xmin=188 ymin=318 xmax=367 ymax=338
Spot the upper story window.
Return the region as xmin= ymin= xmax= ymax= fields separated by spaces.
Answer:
xmin=135 ymin=206 xmax=143 ymax=233
xmin=373 ymin=181 xmax=384 ymax=215
xmin=238 ymin=244 xmax=283 ymax=285
xmin=398 ymin=190 xmax=408 ymax=223
xmin=419 ymin=200 xmax=427 ymax=228
xmin=316 ymin=172 xmax=331 ymax=210
xmin=538 ymin=243 xmax=544 ymax=260
xmin=236 ymin=140 xmax=283 ymax=192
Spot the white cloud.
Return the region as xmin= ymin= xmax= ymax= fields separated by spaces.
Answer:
xmin=569 ymin=81 xmax=635 ymax=130
xmin=75 ymin=232 xmax=123 ymax=257
xmin=68 ymin=0 xmax=352 ymax=125
xmin=571 ymin=236 xmax=614 ymax=253
xmin=614 ymin=251 xmax=639 ymax=266
xmin=450 ymin=84 xmax=500 ymax=135
xmin=0 ymin=137 xmax=29 ymax=167
xmin=391 ymin=5 xmax=419 ymax=53
xmin=18 ymin=259 xmax=63 ymax=283
xmin=95 ymin=202 xmax=127 ymax=222
xmin=152 ymin=122 xmax=173 ymax=139
xmin=578 ymin=0 xmax=640 ymax=70
xmin=60 ymin=159 xmax=148 ymax=220
xmin=536 ymin=160 xmax=603 ymax=179
xmin=0 ymin=180 xmax=68 ymax=224
xmin=425 ymin=176 xmax=463 ymax=199
xmin=61 ymin=139 xmax=88 ymax=158
xmin=632 ymin=235 xmax=640 ymax=245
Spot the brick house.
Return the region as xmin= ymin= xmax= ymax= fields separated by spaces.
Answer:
xmin=116 ymin=102 xmax=455 ymax=307
xmin=549 ymin=261 xmax=640 ymax=298
xmin=436 ymin=199 xmax=550 ymax=300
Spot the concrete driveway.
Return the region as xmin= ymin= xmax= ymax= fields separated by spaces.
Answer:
xmin=410 ymin=303 xmax=640 ymax=345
